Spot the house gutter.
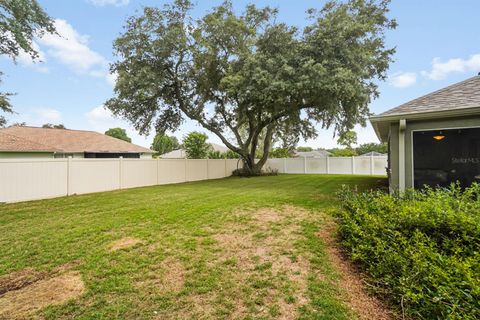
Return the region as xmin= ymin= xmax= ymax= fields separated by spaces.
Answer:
xmin=370 ymin=106 xmax=480 ymax=142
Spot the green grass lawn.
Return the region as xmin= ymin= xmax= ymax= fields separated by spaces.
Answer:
xmin=0 ymin=174 xmax=386 ymax=319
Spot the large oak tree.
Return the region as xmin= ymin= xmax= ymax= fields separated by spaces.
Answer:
xmin=106 ymin=0 xmax=396 ymax=173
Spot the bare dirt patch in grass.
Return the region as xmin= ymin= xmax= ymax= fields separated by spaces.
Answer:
xmin=0 ymin=269 xmax=85 ymax=319
xmin=138 ymin=258 xmax=185 ymax=295
xmin=0 ymin=260 xmax=81 ymax=297
xmin=108 ymin=237 xmax=143 ymax=251
xmin=316 ymin=220 xmax=392 ymax=320
xmin=0 ymin=268 xmax=47 ymax=296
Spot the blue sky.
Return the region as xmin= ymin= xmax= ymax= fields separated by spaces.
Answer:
xmin=1 ymin=0 xmax=479 ymax=149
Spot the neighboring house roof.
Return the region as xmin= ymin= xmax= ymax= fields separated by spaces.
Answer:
xmin=0 ymin=126 xmax=154 ymax=154
xmin=295 ymin=150 xmax=331 ymax=158
xmin=161 ymin=143 xmax=229 ymax=158
xmin=370 ymin=75 xmax=480 ymax=142
xmin=210 ymin=143 xmax=229 ymax=152
xmin=0 ymin=132 xmax=60 ymax=152
xmin=360 ymin=151 xmax=386 ymax=157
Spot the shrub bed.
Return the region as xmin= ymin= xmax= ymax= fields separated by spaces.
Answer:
xmin=336 ymin=184 xmax=480 ymax=319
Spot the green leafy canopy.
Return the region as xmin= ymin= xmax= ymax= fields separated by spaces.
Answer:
xmin=337 ymin=130 xmax=358 ymax=149
xmin=182 ymin=131 xmax=212 ymax=159
xmin=106 ymin=0 xmax=396 ymax=171
xmin=151 ymin=134 xmax=180 ymax=154
xmin=105 ymin=127 xmax=132 ymax=143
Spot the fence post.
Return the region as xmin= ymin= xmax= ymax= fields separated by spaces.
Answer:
xmin=119 ymin=156 xmax=123 ymax=189
xmin=184 ymin=158 xmax=188 ymax=182
xmin=67 ymin=156 xmax=72 ymax=196
xmin=351 ymin=156 xmax=355 ymax=175
xmin=370 ymin=155 xmax=374 ymax=175
xmin=283 ymin=158 xmax=287 ymax=173
xmin=206 ymin=158 xmax=209 ymax=179
xmin=156 ymin=158 xmax=160 ymax=185
xmin=326 ymin=156 xmax=330 ymax=174
xmin=224 ymin=158 xmax=227 ymax=177
xmin=304 ymin=157 xmax=307 ymax=174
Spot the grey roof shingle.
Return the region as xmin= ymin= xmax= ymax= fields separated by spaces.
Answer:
xmin=378 ymin=75 xmax=480 ymax=117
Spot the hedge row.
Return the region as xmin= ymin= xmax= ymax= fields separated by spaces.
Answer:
xmin=336 ymin=184 xmax=480 ymax=319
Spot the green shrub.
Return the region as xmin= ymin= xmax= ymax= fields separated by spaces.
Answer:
xmin=336 ymin=184 xmax=480 ymax=319
xmin=232 ymin=167 xmax=278 ymax=177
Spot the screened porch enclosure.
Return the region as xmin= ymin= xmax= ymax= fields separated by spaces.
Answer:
xmin=413 ymin=127 xmax=480 ymax=188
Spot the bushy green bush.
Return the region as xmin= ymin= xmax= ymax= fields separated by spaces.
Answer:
xmin=336 ymin=184 xmax=480 ymax=319
xmin=232 ymin=167 xmax=278 ymax=177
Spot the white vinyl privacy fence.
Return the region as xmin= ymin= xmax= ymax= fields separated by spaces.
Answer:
xmin=266 ymin=156 xmax=387 ymax=175
xmin=0 ymin=158 xmax=242 ymax=203
xmin=0 ymin=156 xmax=387 ymax=203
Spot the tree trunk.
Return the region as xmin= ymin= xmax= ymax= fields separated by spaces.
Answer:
xmin=242 ymin=154 xmax=258 ymax=174
xmin=239 ymin=125 xmax=274 ymax=175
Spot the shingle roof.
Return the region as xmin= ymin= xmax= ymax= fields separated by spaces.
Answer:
xmin=378 ymin=75 xmax=480 ymax=117
xmin=0 ymin=126 xmax=154 ymax=154
xmin=0 ymin=132 xmax=60 ymax=152
xmin=161 ymin=149 xmax=186 ymax=158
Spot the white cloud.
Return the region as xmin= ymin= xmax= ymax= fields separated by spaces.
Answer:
xmin=389 ymin=72 xmax=417 ymax=88
xmin=37 ymin=19 xmax=112 ymax=84
xmin=87 ymin=0 xmax=130 ymax=7
xmin=85 ymin=105 xmax=115 ymax=127
xmin=39 ymin=19 xmax=106 ymax=73
xmin=34 ymin=108 xmax=62 ymax=123
xmin=423 ymin=54 xmax=480 ymax=80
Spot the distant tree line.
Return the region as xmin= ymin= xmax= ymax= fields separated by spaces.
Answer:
xmin=42 ymin=123 xmax=66 ymax=129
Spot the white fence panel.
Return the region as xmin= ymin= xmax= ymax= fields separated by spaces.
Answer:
xmin=225 ymin=159 xmax=241 ymax=174
xmin=207 ymin=159 xmax=227 ymax=179
xmin=186 ymin=159 xmax=208 ymax=181
xmin=285 ymin=158 xmax=305 ymax=174
xmin=158 ymin=159 xmax=186 ymax=184
xmin=122 ymin=159 xmax=157 ymax=188
xmin=69 ymin=159 xmax=120 ymax=195
xmin=354 ymin=157 xmax=372 ymax=175
xmin=0 ymin=159 xmax=67 ymax=203
xmin=306 ymin=158 xmax=327 ymax=174
xmin=329 ymin=157 xmax=353 ymax=174
xmin=265 ymin=158 xmax=285 ymax=173
xmin=374 ymin=157 xmax=388 ymax=175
